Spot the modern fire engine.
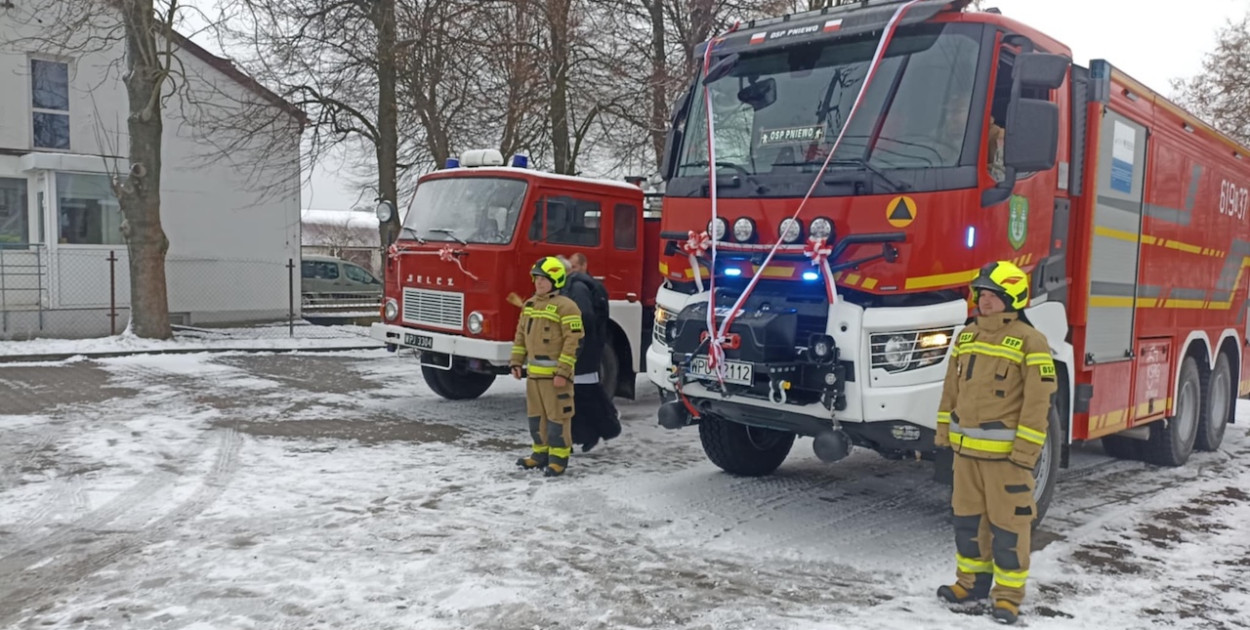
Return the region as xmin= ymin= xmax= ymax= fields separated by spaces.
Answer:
xmin=646 ymin=0 xmax=1249 ymax=521
xmin=370 ymin=149 xmax=663 ymax=401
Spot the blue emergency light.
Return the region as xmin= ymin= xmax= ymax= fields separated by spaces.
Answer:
xmin=802 ymin=271 xmax=819 ymax=281
xmin=724 ymin=267 xmax=743 ymax=277
xmin=510 ymin=153 xmax=529 ymax=168
xmin=445 ymin=157 xmax=460 ymax=169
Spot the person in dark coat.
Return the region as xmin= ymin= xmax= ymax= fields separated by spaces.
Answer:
xmin=561 ymin=253 xmax=622 ymax=452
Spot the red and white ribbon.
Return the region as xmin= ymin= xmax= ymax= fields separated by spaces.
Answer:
xmin=681 ymin=230 xmax=712 ymax=293
xmin=704 ymin=0 xmax=921 ymax=370
xmin=387 ymin=244 xmax=479 ymax=281
xmin=803 ymin=237 xmax=838 ymax=305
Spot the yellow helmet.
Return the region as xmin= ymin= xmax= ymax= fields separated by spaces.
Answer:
xmin=970 ymin=260 xmax=1030 ymax=311
xmin=531 ymin=256 xmax=568 ymax=289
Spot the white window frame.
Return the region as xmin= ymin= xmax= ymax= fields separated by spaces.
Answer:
xmin=29 ymin=56 xmax=72 ymax=151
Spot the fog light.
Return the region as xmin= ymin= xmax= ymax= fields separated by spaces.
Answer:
xmin=384 ymin=298 xmax=399 ymax=321
xmin=919 ymin=332 xmax=949 ymax=348
xmin=467 ymin=311 xmax=484 ymax=334
xmin=891 ymin=424 xmax=921 ymax=441
xmin=809 ymin=334 xmax=835 ymax=362
xmin=824 ymin=372 xmax=838 ymax=386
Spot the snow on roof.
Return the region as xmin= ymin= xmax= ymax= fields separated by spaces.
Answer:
xmin=301 ymin=209 xmax=380 ymax=230
xmin=430 ymin=167 xmax=645 ymax=193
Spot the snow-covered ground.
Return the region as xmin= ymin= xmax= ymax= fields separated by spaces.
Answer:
xmin=1 ymin=350 xmax=1247 ymax=629
xmin=0 ymin=324 xmax=381 ymax=358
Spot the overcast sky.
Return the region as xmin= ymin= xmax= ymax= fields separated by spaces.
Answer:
xmin=185 ymin=0 xmax=1248 ymax=211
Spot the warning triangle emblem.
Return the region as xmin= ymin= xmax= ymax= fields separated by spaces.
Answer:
xmin=889 ymin=201 xmax=912 ymax=221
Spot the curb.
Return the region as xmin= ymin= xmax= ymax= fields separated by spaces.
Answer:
xmin=0 ymin=344 xmax=386 ymax=364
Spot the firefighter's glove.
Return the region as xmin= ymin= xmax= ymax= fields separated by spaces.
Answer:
xmin=1008 ymin=450 xmax=1038 ymax=471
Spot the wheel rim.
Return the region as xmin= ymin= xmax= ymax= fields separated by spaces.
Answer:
xmin=1177 ymin=377 xmax=1199 ymax=442
xmin=1032 ymin=431 xmax=1052 ymax=505
xmin=1210 ymin=369 xmax=1231 ymax=436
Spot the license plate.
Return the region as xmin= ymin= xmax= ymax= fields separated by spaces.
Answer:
xmin=688 ymin=357 xmax=753 ymax=385
xmin=404 ymin=333 xmax=433 ymax=349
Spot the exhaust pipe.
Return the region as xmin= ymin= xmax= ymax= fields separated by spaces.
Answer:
xmin=657 ymin=400 xmax=695 ymax=430
xmin=813 ymin=430 xmax=851 ymax=463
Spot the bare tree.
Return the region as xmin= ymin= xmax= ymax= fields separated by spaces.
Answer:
xmin=223 ymin=0 xmax=405 ymax=246
xmin=1173 ymin=14 xmax=1250 ymax=146
xmin=7 ymin=0 xmax=194 ymax=339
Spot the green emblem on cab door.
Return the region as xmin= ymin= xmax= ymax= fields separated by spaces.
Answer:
xmin=1008 ymin=195 xmax=1029 ymax=250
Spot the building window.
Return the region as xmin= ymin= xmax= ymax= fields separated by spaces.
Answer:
xmin=31 ymin=59 xmax=70 ymax=150
xmin=57 ymin=173 xmax=124 ymax=245
xmin=0 ymin=178 xmax=29 ymax=248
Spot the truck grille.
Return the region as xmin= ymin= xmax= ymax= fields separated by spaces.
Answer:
xmin=402 ymin=288 xmax=463 ymax=331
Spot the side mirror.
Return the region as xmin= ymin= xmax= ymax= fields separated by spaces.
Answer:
xmin=1003 ymin=99 xmax=1060 ymax=172
xmin=1015 ymin=53 xmax=1070 ymax=90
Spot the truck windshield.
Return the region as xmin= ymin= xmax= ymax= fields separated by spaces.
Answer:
xmin=403 ymin=177 xmax=528 ymax=245
xmin=677 ymin=22 xmax=982 ymax=185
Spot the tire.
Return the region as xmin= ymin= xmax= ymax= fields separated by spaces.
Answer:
xmin=699 ymin=416 xmax=795 ymax=477
xmin=1196 ymin=352 xmax=1233 ymax=452
xmin=421 ymin=364 xmax=496 ymax=400
xmin=1101 ymin=435 xmax=1144 ymax=461
xmin=1143 ymin=355 xmax=1201 ymax=467
xmin=1032 ymin=394 xmax=1062 ymax=526
xmin=599 ymin=342 xmax=620 ymax=399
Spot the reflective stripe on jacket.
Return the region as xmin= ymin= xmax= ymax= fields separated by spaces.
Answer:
xmin=510 ymin=291 xmax=584 ymax=380
xmin=935 ymin=313 xmax=1057 ymax=467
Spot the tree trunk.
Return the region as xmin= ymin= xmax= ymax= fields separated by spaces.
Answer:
xmin=646 ymin=0 xmax=667 ymax=168
xmin=118 ymin=0 xmax=171 ymax=340
xmin=547 ymin=0 xmax=572 ymax=174
xmin=376 ymin=0 xmax=400 ymax=245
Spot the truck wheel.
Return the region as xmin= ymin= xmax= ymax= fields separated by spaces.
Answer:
xmin=699 ymin=416 xmax=795 ymax=477
xmin=1196 ymin=352 xmax=1232 ymax=452
xmin=421 ymin=365 xmax=496 ymax=400
xmin=1143 ymin=356 xmax=1201 ymax=467
xmin=599 ymin=343 xmax=620 ymax=399
xmin=1032 ymin=400 xmax=1062 ymax=526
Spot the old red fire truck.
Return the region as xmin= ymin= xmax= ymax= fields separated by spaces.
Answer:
xmin=646 ymin=0 xmax=1249 ymax=521
xmin=370 ymin=149 xmax=663 ymax=401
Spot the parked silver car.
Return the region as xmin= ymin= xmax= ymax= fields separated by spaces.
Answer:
xmin=301 ymin=254 xmax=381 ymax=305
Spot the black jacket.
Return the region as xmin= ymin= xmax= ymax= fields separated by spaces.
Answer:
xmin=563 ymin=272 xmax=609 ymax=376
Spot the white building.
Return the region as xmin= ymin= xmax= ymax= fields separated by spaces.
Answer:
xmin=0 ymin=2 xmax=304 ymax=339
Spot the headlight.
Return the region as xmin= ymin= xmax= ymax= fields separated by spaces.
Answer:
xmin=708 ymin=218 xmax=728 ymax=241
xmin=810 ymin=217 xmax=834 ymax=241
xmin=882 ymin=335 xmax=913 ymax=370
xmin=732 ymin=217 xmax=755 ymax=242
xmin=779 ymin=218 xmax=802 ymax=243
xmin=376 ymin=200 xmax=395 ymax=222
xmin=653 ymin=306 xmax=674 ymax=345
xmin=384 ymin=298 xmax=399 ymax=321
xmin=870 ymin=328 xmax=955 ymax=373
xmin=467 ymin=311 xmax=484 ymax=334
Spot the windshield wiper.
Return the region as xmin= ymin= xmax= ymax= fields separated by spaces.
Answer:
xmin=772 ymin=158 xmax=908 ymax=193
xmin=429 ymin=228 xmax=468 ymax=246
xmin=678 ymin=160 xmax=768 ymax=193
xmin=827 ymin=158 xmax=908 ymax=193
xmin=400 ymin=226 xmax=425 ymax=244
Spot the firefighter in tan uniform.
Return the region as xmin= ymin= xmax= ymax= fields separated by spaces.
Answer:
xmin=935 ymin=261 xmax=1057 ymax=625
xmin=511 ymin=257 xmax=585 ymax=477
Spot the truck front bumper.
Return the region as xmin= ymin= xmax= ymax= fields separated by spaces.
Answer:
xmin=370 ymin=323 xmax=513 ymax=365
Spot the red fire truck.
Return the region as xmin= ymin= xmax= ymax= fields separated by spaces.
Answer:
xmin=370 ymin=149 xmax=663 ymax=401
xmin=646 ymin=0 xmax=1249 ymax=521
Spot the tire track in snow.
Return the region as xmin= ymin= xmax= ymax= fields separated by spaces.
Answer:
xmin=0 ymin=426 xmax=243 ymax=627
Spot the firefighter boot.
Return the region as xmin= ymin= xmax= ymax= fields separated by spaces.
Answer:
xmin=543 ymin=462 xmax=566 ymax=477
xmin=937 ymin=573 xmax=992 ymax=604
xmin=992 ymin=600 xmax=1019 ymax=625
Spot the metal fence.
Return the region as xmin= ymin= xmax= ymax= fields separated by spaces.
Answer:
xmin=0 ymin=244 xmax=382 ymax=341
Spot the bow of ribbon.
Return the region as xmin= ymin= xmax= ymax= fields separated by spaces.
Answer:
xmin=438 ymin=245 xmax=457 ymax=262
xmin=803 ymin=237 xmax=833 ymax=266
xmin=681 ymin=230 xmax=712 ymax=256
xmin=387 ymin=243 xmax=400 ymax=259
